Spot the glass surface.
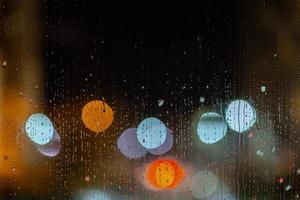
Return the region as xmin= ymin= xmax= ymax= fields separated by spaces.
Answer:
xmin=0 ymin=1 xmax=299 ymax=199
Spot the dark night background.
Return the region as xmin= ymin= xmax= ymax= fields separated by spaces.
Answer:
xmin=44 ymin=1 xmax=237 ymax=105
xmin=1 ymin=0 xmax=300 ymax=199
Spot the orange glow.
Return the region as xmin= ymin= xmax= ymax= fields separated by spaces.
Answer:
xmin=167 ymin=160 xmax=185 ymax=189
xmin=155 ymin=161 xmax=175 ymax=188
xmin=82 ymin=100 xmax=114 ymax=133
xmin=146 ymin=159 xmax=185 ymax=189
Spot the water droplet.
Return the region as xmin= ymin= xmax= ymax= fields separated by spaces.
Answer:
xmin=261 ymin=85 xmax=266 ymax=93
xmin=2 ymin=60 xmax=7 ymax=68
xmin=279 ymin=178 xmax=284 ymax=184
xmin=158 ymin=99 xmax=165 ymax=107
xmin=285 ymin=185 xmax=292 ymax=191
xmin=199 ymin=97 xmax=205 ymax=103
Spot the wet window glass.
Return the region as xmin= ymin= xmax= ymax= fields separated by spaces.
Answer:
xmin=0 ymin=1 xmax=299 ymax=199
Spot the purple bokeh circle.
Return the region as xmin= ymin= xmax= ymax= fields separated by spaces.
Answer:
xmin=36 ymin=130 xmax=61 ymax=157
xmin=117 ymin=128 xmax=147 ymax=159
xmin=148 ymin=129 xmax=173 ymax=155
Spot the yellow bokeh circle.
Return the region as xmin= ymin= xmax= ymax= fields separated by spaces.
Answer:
xmin=82 ymin=100 xmax=114 ymax=133
xmin=146 ymin=159 xmax=185 ymax=190
xmin=155 ymin=161 xmax=175 ymax=188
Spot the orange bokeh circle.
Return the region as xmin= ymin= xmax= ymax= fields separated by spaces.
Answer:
xmin=82 ymin=100 xmax=114 ymax=133
xmin=146 ymin=159 xmax=185 ymax=189
xmin=155 ymin=161 xmax=175 ymax=188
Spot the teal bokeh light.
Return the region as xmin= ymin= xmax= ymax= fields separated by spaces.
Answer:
xmin=137 ymin=117 xmax=167 ymax=149
xmin=25 ymin=113 xmax=54 ymax=145
xmin=197 ymin=112 xmax=227 ymax=144
xmin=191 ymin=170 xmax=219 ymax=199
xmin=225 ymin=100 xmax=257 ymax=133
xmin=77 ymin=189 xmax=111 ymax=200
